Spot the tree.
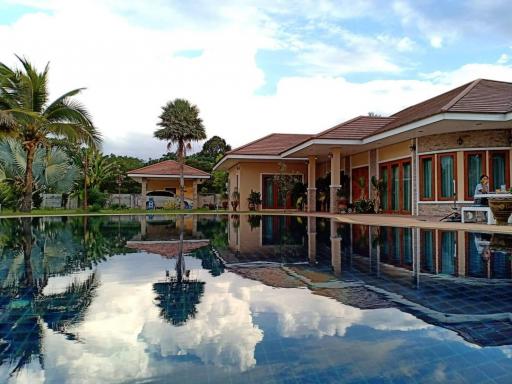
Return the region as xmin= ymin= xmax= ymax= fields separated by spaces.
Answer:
xmin=200 ymin=135 xmax=231 ymax=160
xmin=0 ymin=56 xmax=100 ymax=211
xmin=0 ymin=138 xmax=79 ymax=209
xmin=100 ymin=154 xmax=145 ymax=194
xmin=154 ymin=99 xmax=206 ymax=209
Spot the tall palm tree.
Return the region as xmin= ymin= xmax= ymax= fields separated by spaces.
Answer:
xmin=154 ymin=99 xmax=206 ymax=209
xmin=0 ymin=56 xmax=101 ymax=211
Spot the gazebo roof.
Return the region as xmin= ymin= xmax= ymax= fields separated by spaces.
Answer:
xmin=127 ymin=160 xmax=210 ymax=179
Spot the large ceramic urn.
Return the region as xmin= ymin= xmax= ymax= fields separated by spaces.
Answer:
xmin=488 ymin=197 xmax=512 ymax=225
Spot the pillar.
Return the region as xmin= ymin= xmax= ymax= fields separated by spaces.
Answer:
xmin=330 ymin=148 xmax=341 ymax=213
xmin=140 ymin=177 xmax=147 ymax=209
xmin=307 ymin=216 xmax=317 ymax=264
xmin=193 ymin=180 xmax=199 ymax=209
xmin=307 ymin=156 xmax=317 ymax=212
xmin=140 ymin=215 xmax=147 ymax=238
xmin=330 ymin=219 xmax=342 ymax=276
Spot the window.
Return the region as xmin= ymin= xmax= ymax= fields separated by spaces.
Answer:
xmin=420 ymin=230 xmax=435 ymax=273
xmin=438 ymin=231 xmax=457 ymax=276
xmin=381 ymin=167 xmax=388 ymax=210
xmin=464 ymin=151 xmax=486 ymax=201
xmin=419 ymin=155 xmax=434 ymax=200
xmin=489 ymin=151 xmax=510 ymax=191
xmin=437 ymin=153 xmax=456 ymax=200
xmin=379 ymin=159 xmax=412 ymax=213
xmin=403 ymin=162 xmax=412 ymax=212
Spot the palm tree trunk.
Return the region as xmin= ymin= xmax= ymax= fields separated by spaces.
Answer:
xmin=178 ymin=143 xmax=185 ymax=210
xmin=21 ymin=143 xmax=37 ymax=212
xmin=180 ymin=162 xmax=185 ymax=210
xmin=21 ymin=217 xmax=34 ymax=287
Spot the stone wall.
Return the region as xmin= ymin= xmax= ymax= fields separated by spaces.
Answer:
xmin=418 ymin=202 xmax=476 ymax=217
xmin=418 ymin=129 xmax=510 ymax=152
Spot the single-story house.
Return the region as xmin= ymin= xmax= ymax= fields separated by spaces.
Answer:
xmin=127 ymin=160 xmax=210 ymax=208
xmin=214 ymin=79 xmax=512 ymax=216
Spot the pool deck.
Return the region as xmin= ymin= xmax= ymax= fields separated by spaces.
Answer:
xmin=1 ymin=210 xmax=511 ymax=234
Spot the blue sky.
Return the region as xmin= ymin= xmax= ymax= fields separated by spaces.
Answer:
xmin=0 ymin=0 xmax=511 ymax=159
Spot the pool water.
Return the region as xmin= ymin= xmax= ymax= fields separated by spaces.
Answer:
xmin=1 ymin=215 xmax=512 ymax=383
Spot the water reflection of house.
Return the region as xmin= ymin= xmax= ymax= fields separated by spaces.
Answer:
xmin=223 ymin=215 xmax=308 ymax=264
xmin=224 ymin=216 xmax=512 ymax=347
xmin=134 ymin=215 xmax=199 ymax=241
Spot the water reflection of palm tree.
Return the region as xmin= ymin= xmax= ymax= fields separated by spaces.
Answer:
xmin=0 ymin=217 xmax=100 ymax=377
xmin=153 ymin=215 xmax=205 ymax=326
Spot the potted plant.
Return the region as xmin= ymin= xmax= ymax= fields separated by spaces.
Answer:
xmin=291 ymin=181 xmax=307 ymax=211
xmin=221 ymin=192 xmax=229 ymax=209
xmin=230 ymin=189 xmax=240 ymax=211
xmin=247 ymin=190 xmax=262 ymax=211
xmin=247 ymin=214 xmax=262 ymax=230
xmin=371 ymin=176 xmax=386 ymax=213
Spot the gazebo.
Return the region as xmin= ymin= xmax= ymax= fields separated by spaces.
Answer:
xmin=127 ymin=160 xmax=210 ymax=208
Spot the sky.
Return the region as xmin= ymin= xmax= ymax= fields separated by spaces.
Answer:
xmin=1 ymin=0 xmax=511 ymax=160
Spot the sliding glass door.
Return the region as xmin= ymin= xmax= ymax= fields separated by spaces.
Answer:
xmin=379 ymin=158 xmax=412 ymax=214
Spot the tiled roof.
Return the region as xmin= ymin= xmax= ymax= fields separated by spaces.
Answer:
xmin=227 ymin=133 xmax=312 ymax=156
xmin=128 ymin=160 xmax=210 ymax=177
xmin=315 ymin=116 xmax=396 ymax=140
xmin=373 ymin=79 xmax=512 ymax=135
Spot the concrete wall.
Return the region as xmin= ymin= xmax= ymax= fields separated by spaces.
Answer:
xmin=228 ymin=161 xmax=308 ymax=211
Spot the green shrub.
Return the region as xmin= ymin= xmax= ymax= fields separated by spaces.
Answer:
xmin=89 ymin=203 xmax=102 ymax=212
xmin=88 ymin=188 xmax=108 ymax=208
xmin=354 ymin=199 xmax=375 ymax=213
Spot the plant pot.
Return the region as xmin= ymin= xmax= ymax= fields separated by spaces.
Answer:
xmin=248 ymin=202 xmax=255 ymax=211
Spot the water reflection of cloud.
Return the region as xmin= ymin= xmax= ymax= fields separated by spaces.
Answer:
xmin=0 ymin=251 xmax=467 ymax=382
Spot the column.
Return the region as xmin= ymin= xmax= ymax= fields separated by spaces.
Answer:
xmin=140 ymin=215 xmax=147 ymax=238
xmin=307 ymin=156 xmax=317 ymax=212
xmin=330 ymin=219 xmax=342 ymax=276
xmin=140 ymin=177 xmax=147 ymax=209
xmin=307 ymin=216 xmax=317 ymax=264
xmin=192 ymin=180 xmax=199 ymax=209
xmin=330 ymin=148 xmax=341 ymax=213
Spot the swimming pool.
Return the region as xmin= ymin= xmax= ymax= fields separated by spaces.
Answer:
xmin=1 ymin=214 xmax=512 ymax=383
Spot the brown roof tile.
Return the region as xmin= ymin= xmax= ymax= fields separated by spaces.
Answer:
xmin=128 ymin=160 xmax=210 ymax=177
xmin=227 ymin=133 xmax=312 ymax=155
xmin=372 ymin=79 xmax=512 ymax=136
xmin=315 ymin=116 xmax=396 ymax=140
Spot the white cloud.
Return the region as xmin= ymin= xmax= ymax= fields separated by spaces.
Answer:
xmin=498 ymin=53 xmax=510 ymax=64
xmin=1 ymin=0 xmax=511 ymax=160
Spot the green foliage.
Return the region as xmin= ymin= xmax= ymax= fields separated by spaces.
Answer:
xmin=0 ymin=138 xmax=79 ymax=209
xmin=100 ymin=154 xmax=145 ymax=193
xmin=354 ymin=199 xmax=375 ymax=213
xmin=154 ymin=98 xmax=207 ymax=209
xmin=247 ymin=190 xmax=262 ymax=205
xmin=87 ymin=187 xmax=108 ymax=208
xmin=200 ymin=136 xmax=231 ymax=160
xmin=0 ymin=55 xmax=100 ymax=211
xmin=291 ymin=181 xmax=307 ymax=209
